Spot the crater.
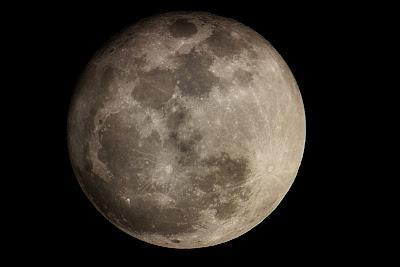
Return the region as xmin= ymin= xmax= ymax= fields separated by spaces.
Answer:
xmin=234 ymin=68 xmax=253 ymax=85
xmin=169 ymin=18 xmax=198 ymax=38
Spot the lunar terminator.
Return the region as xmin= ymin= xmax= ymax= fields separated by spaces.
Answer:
xmin=68 ymin=12 xmax=306 ymax=248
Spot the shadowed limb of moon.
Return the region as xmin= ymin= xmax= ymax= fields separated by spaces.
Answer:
xmin=68 ymin=12 xmax=305 ymax=249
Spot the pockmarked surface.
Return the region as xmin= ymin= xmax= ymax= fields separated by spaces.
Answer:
xmin=68 ymin=12 xmax=306 ymax=248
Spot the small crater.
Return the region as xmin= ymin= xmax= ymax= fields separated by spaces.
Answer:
xmin=234 ymin=68 xmax=253 ymax=85
xmin=132 ymin=56 xmax=147 ymax=68
xmin=171 ymin=239 xmax=181 ymax=243
xmin=169 ymin=19 xmax=198 ymax=38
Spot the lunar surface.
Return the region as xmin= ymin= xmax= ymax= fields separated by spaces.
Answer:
xmin=68 ymin=12 xmax=305 ymax=248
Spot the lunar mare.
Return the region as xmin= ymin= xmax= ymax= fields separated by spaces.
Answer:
xmin=68 ymin=12 xmax=305 ymax=248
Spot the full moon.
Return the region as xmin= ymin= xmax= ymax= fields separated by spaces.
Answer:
xmin=68 ymin=12 xmax=305 ymax=248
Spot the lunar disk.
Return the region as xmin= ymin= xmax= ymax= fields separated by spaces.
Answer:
xmin=68 ymin=12 xmax=305 ymax=248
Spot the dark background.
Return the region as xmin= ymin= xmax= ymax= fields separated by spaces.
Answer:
xmin=7 ymin=0 xmax=392 ymax=263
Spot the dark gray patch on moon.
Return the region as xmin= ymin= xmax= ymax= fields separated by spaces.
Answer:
xmin=174 ymin=50 xmax=218 ymax=97
xmin=169 ymin=18 xmax=198 ymax=38
xmin=234 ymin=68 xmax=253 ymax=85
xmin=120 ymin=197 xmax=200 ymax=236
xmin=165 ymin=103 xmax=203 ymax=164
xmin=191 ymin=152 xmax=252 ymax=220
xmin=131 ymin=49 xmax=219 ymax=109
xmin=68 ymin=12 xmax=306 ymax=249
xmin=98 ymin=110 xmax=160 ymax=188
xmin=96 ymin=105 xmax=251 ymax=235
xmin=202 ymin=152 xmax=250 ymax=187
xmin=132 ymin=67 xmax=176 ymax=110
xmin=100 ymin=66 xmax=118 ymax=90
xmin=206 ymin=29 xmax=256 ymax=58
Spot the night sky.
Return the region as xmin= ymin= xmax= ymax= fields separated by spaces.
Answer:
xmin=5 ymin=0 xmax=391 ymax=264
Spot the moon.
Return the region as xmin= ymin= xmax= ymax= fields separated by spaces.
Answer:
xmin=68 ymin=12 xmax=305 ymax=248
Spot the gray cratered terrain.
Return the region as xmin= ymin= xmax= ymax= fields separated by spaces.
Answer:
xmin=68 ymin=12 xmax=306 ymax=249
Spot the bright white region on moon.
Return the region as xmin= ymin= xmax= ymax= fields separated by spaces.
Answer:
xmin=68 ymin=11 xmax=306 ymax=249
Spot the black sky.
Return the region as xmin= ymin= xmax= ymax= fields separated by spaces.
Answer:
xmin=5 ymin=0 xmax=393 ymax=264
